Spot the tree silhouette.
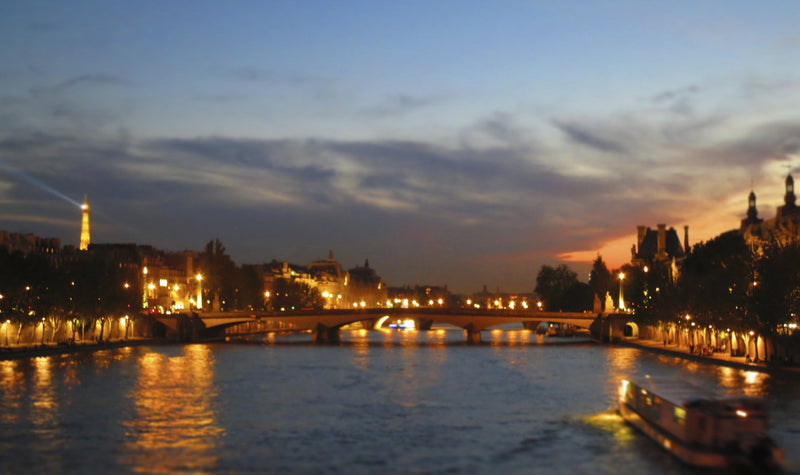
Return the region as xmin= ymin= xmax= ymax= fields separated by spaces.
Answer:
xmin=589 ymin=255 xmax=613 ymax=303
xmin=535 ymin=264 xmax=590 ymax=311
xmin=270 ymin=278 xmax=323 ymax=311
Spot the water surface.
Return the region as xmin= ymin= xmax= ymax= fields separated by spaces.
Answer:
xmin=2 ymin=329 xmax=799 ymax=474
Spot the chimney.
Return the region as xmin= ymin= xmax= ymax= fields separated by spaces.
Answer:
xmin=684 ymin=226 xmax=690 ymax=254
xmin=637 ymin=225 xmax=647 ymax=250
xmin=657 ymin=224 xmax=667 ymax=257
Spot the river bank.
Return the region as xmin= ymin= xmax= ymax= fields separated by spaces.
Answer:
xmin=0 ymin=338 xmax=164 ymax=361
xmin=622 ymin=338 xmax=800 ymax=377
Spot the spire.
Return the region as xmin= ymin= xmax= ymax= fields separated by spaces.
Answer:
xmin=79 ymin=194 xmax=91 ymax=251
xmin=785 ymin=174 xmax=796 ymax=208
xmin=747 ymin=190 xmax=759 ymax=220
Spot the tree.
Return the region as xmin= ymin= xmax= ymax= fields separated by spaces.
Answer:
xmin=589 ymin=255 xmax=613 ymax=303
xmin=270 ymin=278 xmax=324 ymax=311
xmin=561 ymin=281 xmax=594 ymax=312
xmin=535 ymin=264 xmax=583 ymax=311
xmin=199 ymin=239 xmax=237 ymax=310
xmin=234 ymin=265 xmax=267 ymax=311
xmin=749 ymin=241 xmax=800 ymax=337
xmin=676 ymin=231 xmax=752 ymax=332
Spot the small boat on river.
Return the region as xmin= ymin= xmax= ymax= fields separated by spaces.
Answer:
xmin=618 ymin=377 xmax=783 ymax=468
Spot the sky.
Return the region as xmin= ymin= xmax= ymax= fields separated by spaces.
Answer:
xmin=1 ymin=1 xmax=800 ymax=293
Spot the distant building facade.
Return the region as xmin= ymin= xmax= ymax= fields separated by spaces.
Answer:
xmin=258 ymin=251 xmax=387 ymax=309
xmin=0 ymin=231 xmax=61 ymax=255
xmin=741 ymin=174 xmax=800 ymax=246
xmin=630 ymin=224 xmax=690 ymax=282
xmin=631 ymin=224 xmax=689 ymax=266
xmin=346 ymin=259 xmax=387 ymax=308
xmin=466 ymin=285 xmax=533 ymax=310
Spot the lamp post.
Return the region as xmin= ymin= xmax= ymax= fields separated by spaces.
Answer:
xmin=618 ymin=272 xmax=625 ymax=311
xmin=142 ymin=266 xmax=149 ymax=309
xmin=642 ymin=266 xmax=649 ymax=306
xmin=196 ymin=274 xmax=203 ymax=310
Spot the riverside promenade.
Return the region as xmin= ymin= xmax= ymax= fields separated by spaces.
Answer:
xmin=623 ymin=338 xmax=800 ymax=376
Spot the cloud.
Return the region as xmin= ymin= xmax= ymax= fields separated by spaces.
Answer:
xmin=365 ymin=93 xmax=437 ymax=117
xmin=3 ymin=99 xmax=800 ymax=291
xmin=227 ymin=67 xmax=330 ymax=88
xmin=30 ymin=73 xmax=134 ymax=96
xmin=552 ymin=119 xmax=628 ymax=154
xmin=650 ymin=85 xmax=700 ymax=104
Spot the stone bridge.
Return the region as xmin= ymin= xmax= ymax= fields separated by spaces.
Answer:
xmin=154 ymin=309 xmax=637 ymax=343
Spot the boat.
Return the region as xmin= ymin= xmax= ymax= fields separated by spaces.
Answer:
xmin=618 ymin=377 xmax=783 ymax=468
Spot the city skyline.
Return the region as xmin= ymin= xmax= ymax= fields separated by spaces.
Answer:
xmin=2 ymin=2 xmax=800 ymax=292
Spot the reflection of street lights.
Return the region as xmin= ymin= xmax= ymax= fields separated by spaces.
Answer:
xmin=618 ymin=272 xmax=625 ymax=310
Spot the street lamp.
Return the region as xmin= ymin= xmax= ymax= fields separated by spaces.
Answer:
xmin=196 ymin=274 xmax=203 ymax=310
xmin=142 ymin=266 xmax=149 ymax=309
xmin=642 ymin=266 xmax=650 ymax=305
xmin=618 ymin=272 xmax=625 ymax=310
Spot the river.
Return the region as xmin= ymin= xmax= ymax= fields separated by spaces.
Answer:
xmin=2 ymin=328 xmax=799 ymax=474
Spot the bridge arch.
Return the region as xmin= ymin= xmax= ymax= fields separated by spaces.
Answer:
xmin=624 ymin=321 xmax=640 ymax=338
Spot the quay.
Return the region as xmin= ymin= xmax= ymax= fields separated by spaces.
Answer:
xmin=621 ymin=338 xmax=800 ymax=376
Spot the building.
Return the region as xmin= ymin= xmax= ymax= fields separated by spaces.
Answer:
xmin=631 ymin=224 xmax=689 ymax=266
xmin=259 ymin=252 xmax=387 ymax=309
xmin=346 ymin=259 xmax=387 ymax=308
xmin=308 ymin=251 xmax=348 ymax=308
xmin=388 ymin=285 xmax=449 ymax=308
xmin=741 ymin=174 xmax=800 ymax=246
xmin=630 ymin=224 xmax=689 ymax=283
xmin=466 ymin=285 xmax=533 ymax=310
xmin=0 ymin=230 xmax=61 ymax=255
xmin=138 ymin=247 xmax=200 ymax=313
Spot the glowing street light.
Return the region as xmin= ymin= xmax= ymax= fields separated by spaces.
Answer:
xmin=618 ymin=272 xmax=625 ymax=310
xmin=196 ymin=274 xmax=203 ymax=310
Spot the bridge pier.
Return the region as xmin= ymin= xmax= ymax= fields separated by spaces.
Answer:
xmin=464 ymin=324 xmax=482 ymax=344
xmin=312 ymin=324 xmax=340 ymax=344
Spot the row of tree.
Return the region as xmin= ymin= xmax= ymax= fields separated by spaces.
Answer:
xmin=0 ymin=239 xmax=325 ymax=345
xmin=637 ymin=232 xmax=800 ymax=340
xmin=0 ymin=247 xmax=141 ymax=344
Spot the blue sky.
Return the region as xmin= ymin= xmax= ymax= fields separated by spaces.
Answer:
xmin=2 ymin=1 xmax=800 ymax=292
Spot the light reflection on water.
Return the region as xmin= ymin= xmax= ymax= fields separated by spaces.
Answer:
xmin=1 ymin=360 xmax=24 ymax=423
xmin=123 ymin=344 xmax=224 ymax=474
xmin=32 ymin=357 xmax=59 ymax=435
xmin=0 ymin=331 xmax=799 ymax=474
